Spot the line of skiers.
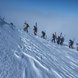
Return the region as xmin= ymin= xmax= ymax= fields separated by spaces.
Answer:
xmin=23 ymin=22 xmax=78 ymax=51
xmin=23 ymin=22 xmax=46 ymax=38
xmin=51 ymin=32 xmax=77 ymax=50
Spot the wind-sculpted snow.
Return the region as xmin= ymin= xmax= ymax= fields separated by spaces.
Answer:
xmin=19 ymin=33 xmax=78 ymax=78
xmin=0 ymin=18 xmax=78 ymax=78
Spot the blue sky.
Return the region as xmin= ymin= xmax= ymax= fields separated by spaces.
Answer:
xmin=0 ymin=0 xmax=78 ymax=14
xmin=0 ymin=0 xmax=78 ymax=42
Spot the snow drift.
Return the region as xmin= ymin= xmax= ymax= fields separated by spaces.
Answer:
xmin=0 ymin=17 xmax=78 ymax=78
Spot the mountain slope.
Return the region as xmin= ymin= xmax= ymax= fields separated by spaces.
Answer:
xmin=0 ymin=18 xmax=78 ymax=78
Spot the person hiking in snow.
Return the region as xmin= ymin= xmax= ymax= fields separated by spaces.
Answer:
xmin=52 ymin=32 xmax=57 ymax=43
xmin=57 ymin=36 xmax=61 ymax=44
xmin=23 ymin=22 xmax=29 ymax=33
xmin=69 ymin=39 xmax=74 ymax=48
xmin=41 ymin=31 xmax=46 ymax=39
xmin=33 ymin=22 xmax=37 ymax=35
xmin=60 ymin=36 xmax=64 ymax=45
xmin=57 ymin=33 xmax=62 ymax=44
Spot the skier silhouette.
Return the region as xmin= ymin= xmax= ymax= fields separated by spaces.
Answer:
xmin=69 ymin=39 xmax=74 ymax=48
xmin=57 ymin=36 xmax=61 ymax=44
xmin=52 ymin=32 xmax=57 ymax=43
xmin=56 ymin=33 xmax=62 ymax=44
xmin=41 ymin=31 xmax=46 ymax=39
xmin=23 ymin=22 xmax=29 ymax=33
xmin=33 ymin=22 xmax=37 ymax=35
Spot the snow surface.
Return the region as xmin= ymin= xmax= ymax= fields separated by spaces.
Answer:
xmin=0 ymin=17 xmax=78 ymax=78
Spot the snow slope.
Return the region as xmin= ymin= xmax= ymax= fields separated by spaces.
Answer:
xmin=0 ymin=18 xmax=78 ymax=78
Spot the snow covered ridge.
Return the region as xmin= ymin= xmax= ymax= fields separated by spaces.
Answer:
xmin=0 ymin=18 xmax=78 ymax=78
